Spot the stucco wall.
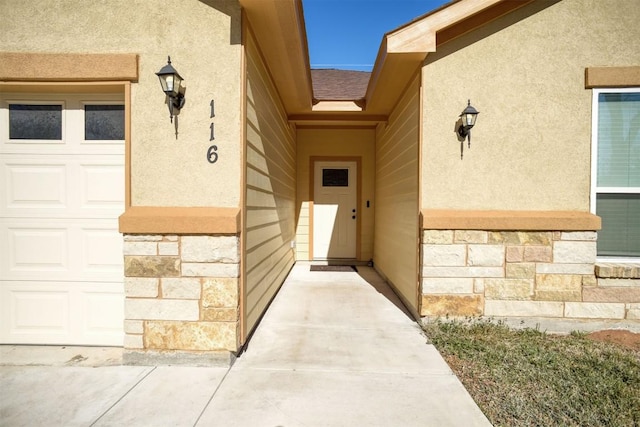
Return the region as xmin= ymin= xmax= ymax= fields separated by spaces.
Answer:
xmin=296 ymin=128 xmax=376 ymax=261
xmin=375 ymin=75 xmax=421 ymax=314
xmin=244 ymin=26 xmax=296 ymax=336
xmin=421 ymin=0 xmax=640 ymax=211
xmin=1 ymin=0 xmax=242 ymax=207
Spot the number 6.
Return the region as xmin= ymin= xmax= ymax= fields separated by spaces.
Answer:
xmin=207 ymin=145 xmax=218 ymax=164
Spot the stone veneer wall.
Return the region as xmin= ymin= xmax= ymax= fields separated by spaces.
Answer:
xmin=421 ymin=230 xmax=640 ymax=321
xmin=122 ymin=234 xmax=240 ymax=365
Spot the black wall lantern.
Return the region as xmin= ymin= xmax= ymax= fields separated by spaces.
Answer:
xmin=156 ymin=56 xmax=185 ymax=122
xmin=457 ymin=99 xmax=479 ymax=143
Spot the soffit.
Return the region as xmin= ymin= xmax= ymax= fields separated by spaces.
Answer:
xmin=239 ymin=0 xmax=313 ymax=115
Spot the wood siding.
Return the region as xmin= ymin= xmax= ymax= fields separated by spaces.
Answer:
xmin=244 ymin=29 xmax=296 ymax=336
xmin=374 ymin=75 xmax=421 ymax=314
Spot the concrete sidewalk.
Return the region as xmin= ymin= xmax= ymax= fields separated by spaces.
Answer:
xmin=0 ymin=263 xmax=491 ymax=426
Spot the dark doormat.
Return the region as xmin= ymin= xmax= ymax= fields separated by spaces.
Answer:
xmin=310 ymin=265 xmax=358 ymax=272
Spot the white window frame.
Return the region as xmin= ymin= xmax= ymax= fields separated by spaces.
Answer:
xmin=590 ymin=87 xmax=640 ymax=262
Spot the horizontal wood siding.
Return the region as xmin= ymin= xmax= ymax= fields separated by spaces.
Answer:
xmin=244 ymin=30 xmax=296 ymax=335
xmin=375 ymin=75 xmax=420 ymax=313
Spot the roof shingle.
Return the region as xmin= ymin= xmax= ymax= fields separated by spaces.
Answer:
xmin=311 ymin=69 xmax=371 ymax=101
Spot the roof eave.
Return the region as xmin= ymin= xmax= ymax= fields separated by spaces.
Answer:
xmin=240 ymin=0 xmax=314 ymax=114
xmin=365 ymin=0 xmax=534 ymax=115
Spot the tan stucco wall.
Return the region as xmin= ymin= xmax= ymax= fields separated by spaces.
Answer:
xmin=296 ymin=128 xmax=376 ymax=261
xmin=421 ymin=0 xmax=640 ymax=211
xmin=1 ymin=0 xmax=242 ymax=207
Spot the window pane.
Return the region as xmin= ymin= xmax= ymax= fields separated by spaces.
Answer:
xmin=597 ymin=93 xmax=640 ymax=187
xmin=85 ymin=105 xmax=125 ymax=140
xmin=323 ymin=169 xmax=348 ymax=187
xmin=596 ymin=193 xmax=640 ymax=257
xmin=9 ymin=104 xmax=62 ymax=140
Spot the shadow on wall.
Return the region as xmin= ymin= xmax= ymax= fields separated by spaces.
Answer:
xmin=428 ymin=0 xmax=561 ymax=63
xmin=243 ymin=29 xmax=298 ymax=337
xmin=198 ymin=0 xmax=242 ymax=45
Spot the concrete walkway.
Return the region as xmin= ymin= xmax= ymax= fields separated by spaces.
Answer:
xmin=0 ymin=263 xmax=491 ymax=426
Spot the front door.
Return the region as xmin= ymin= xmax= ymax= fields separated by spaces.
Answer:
xmin=313 ymin=161 xmax=357 ymax=259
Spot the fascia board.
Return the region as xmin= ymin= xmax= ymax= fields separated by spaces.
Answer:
xmin=386 ymin=0 xmax=502 ymax=54
xmin=365 ymin=0 xmax=506 ymax=114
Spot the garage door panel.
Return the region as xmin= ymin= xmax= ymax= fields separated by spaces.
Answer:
xmin=81 ymin=163 xmax=125 ymax=208
xmin=82 ymin=228 xmax=124 ymax=275
xmin=2 ymin=219 xmax=122 ymax=282
xmin=8 ymin=289 xmax=70 ymax=333
xmin=2 ymin=156 xmax=123 ymax=218
xmin=7 ymin=227 xmax=70 ymax=273
xmin=83 ymin=291 xmax=124 ymax=335
xmin=0 ymin=282 xmax=124 ymax=345
xmin=4 ymin=163 xmax=68 ymax=208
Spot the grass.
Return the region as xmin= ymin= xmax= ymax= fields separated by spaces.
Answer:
xmin=422 ymin=318 xmax=640 ymax=427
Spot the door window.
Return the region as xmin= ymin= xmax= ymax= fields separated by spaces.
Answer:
xmin=322 ymin=168 xmax=349 ymax=187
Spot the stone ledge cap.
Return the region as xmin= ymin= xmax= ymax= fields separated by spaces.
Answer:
xmin=421 ymin=210 xmax=601 ymax=231
xmin=119 ymin=207 xmax=240 ymax=234
xmin=585 ymin=66 xmax=640 ymax=88
xmin=595 ymin=263 xmax=640 ymax=279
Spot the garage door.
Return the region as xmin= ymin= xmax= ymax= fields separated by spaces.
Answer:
xmin=0 ymin=93 xmax=125 ymax=346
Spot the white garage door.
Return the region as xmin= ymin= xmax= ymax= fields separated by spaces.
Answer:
xmin=0 ymin=93 xmax=125 ymax=346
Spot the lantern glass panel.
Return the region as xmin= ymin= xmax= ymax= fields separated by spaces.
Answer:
xmin=164 ymin=75 xmax=175 ymax=93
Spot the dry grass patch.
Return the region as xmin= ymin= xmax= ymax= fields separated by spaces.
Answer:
xmin=422 ymin=318 xmax=640 ymax=427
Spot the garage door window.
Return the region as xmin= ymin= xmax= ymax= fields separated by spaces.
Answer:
xmin=9 ymin=104 xmax=62 ymax=140
xmin=85 ymin=105 xmax=124 ymax=140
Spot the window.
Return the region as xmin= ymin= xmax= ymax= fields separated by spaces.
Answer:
xmin=9 ymin=104 xmax=62 ymax=140
xmin=592 ymin=89 xmax=640 ymax=259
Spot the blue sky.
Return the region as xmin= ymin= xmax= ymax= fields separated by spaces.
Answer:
xmin=303 ymin=0 xmax=451 ymax=72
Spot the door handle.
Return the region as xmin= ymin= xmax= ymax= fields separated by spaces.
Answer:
xmin=352 ymin=215 xmax=356 ymax=219
xmin=352 ymin=209 xmax=356 ymax=213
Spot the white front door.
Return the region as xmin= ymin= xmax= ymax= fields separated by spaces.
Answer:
xmin=0 ymin=93 xmax=125 ymax=346
xmin=313 ymin=161 xmax=357 ymax=259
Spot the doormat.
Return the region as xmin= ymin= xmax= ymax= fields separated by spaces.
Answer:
xmin=310 ymin=265 xmax=358 ymax=272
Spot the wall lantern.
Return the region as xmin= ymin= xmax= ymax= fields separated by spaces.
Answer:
xmin=457 ymin=99 xmax=479 ymax=145
xmin=156 ymin=56 xmax=185 ymax=122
